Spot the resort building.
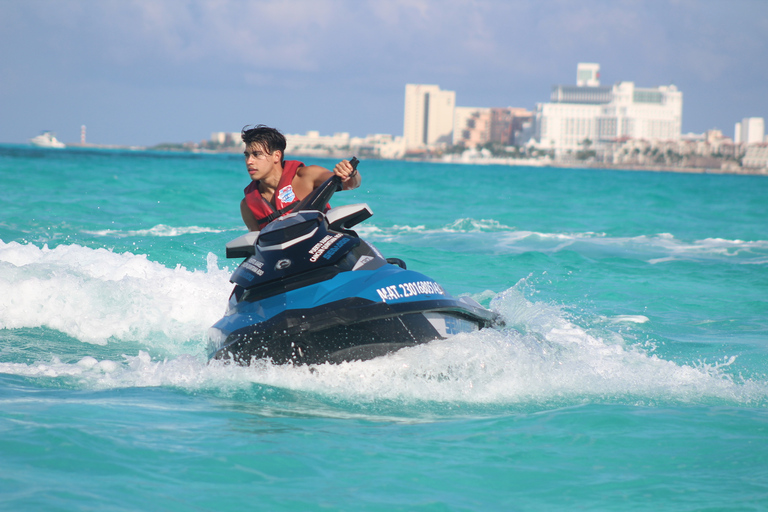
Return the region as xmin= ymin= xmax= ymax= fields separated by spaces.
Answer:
xmin=285 ymin=130 xmax=405 ymax=159
xmin=403 ymin=84 xmax=456 ymax=150
xmin=454 ymin=107 xmax=533 ymax=148
xmin=210 ymin=131 xmax=244 ymax=148
xmin=742 ymin=144 xmax=768 ymax=171
xmin=207 ymin=130 xmax=405 ymax=159
xmin=734 ymin=117 xmax=765 ymax=145
xmin=533 ymin=63 xmax=683 ymax=157
xmin=453 ymin=107 xmax=491 ymax=147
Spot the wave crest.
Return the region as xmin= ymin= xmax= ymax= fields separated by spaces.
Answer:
xmin=1 ymin=273 xmax=764 ymax=411
xmin=85 ymin=224 xmax=232 ymax=237
xmin=0 ymin=241 xmax=232 ymax=346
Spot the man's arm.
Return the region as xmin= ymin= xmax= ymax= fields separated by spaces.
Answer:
xmin=299 ymin=160 xmax=362 ymax=191
xmin=240 ymin=199 xmax=261 ymax=231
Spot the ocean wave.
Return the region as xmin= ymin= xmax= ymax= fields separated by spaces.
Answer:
xmin=1 ymin=277 xmax=764 ymax=410
xmin=358 ymin=220 xmax=768 ymax=264
xmin=0 ymin=241 xmax=232 ymax=346
xmin=645 ymin=236 xmax=768 ymax=264
xmin=356 ymin=218 xmax=516 ymax=237
xmin=84 ymin=224 xmax=234 ymax=237
xmin=442 ymin=218 xmax=515 ymax=232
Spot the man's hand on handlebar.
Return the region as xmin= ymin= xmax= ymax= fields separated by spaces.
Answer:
xmin=333 ymin=160 xmax=357 ymax=181
xmin=333 ymin=159 xmax=361 ymax=190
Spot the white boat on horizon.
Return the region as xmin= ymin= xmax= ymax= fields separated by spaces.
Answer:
xmin=30 ymin=131 xmax=66 ymax=148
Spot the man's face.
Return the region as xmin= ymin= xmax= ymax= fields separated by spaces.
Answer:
xmin=244 ymin=142 xmax=281 ymax=181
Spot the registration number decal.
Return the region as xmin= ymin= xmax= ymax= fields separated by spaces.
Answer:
xmin=376 ymin=281 xmax=445 ymax=302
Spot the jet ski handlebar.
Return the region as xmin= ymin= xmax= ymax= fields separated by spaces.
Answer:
xmin=289 ymin=156 xmax=359 ymax=214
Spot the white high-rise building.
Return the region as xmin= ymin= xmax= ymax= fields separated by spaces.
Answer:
xmin=534 ymin=63 xmax=683 ymax=156
xmin=403 ymin=84 xmax=456 ymax=150
xmin=744 ymin=117 xmax=764 ymax=144
xmin=734 ymin=117 xmax=765 ymax=145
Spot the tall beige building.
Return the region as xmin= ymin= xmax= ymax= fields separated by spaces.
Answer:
xmin=403 ymin=84 xmax=456 ymax=150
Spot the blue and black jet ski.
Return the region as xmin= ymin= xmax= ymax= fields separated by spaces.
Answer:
xmin=207 ymin=157 xmax=502 ymax=365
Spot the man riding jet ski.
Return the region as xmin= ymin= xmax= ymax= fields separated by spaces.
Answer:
xmin=207 ymin=158 xmax=503 ymax=365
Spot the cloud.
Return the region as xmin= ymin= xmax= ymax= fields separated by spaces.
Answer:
xmin=8 ymin=0 xmax=762 ymax=88
xmin=1 ymin=0 xmax=767 ymax=144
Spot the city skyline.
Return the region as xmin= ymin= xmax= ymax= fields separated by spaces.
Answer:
xmin=2 ymin=0 xmax=767 ymax=147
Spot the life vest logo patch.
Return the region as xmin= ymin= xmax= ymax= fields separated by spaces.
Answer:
xmin=277 ymin=185 xmax=295 ymax=204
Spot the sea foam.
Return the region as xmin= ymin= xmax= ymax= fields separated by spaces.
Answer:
xmin=0 ymin=241 xmax=232 ymax=346
xmin=358 ymin=220 xmax=768 ymax=264
xmin=84 ymin=224 xmax=235 ymax=237
xmin=1 ymin=259 xmax=764 ymax=411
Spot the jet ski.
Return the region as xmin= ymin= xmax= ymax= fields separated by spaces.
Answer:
xmin=207 ymin=157 xmax=502 ymax=365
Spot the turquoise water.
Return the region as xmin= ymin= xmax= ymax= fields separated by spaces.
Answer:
xmin=1 ymin=144 xmax=767 ymax=510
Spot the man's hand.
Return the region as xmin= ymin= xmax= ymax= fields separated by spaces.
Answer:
xmin=333 ymin=160 xmax=356 ymax=180
xmin=333 ymin=159 xmax=361 ymax=189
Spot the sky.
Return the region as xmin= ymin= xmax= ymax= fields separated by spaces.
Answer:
xmin=2 ymin=0 xmax=767 ymax=147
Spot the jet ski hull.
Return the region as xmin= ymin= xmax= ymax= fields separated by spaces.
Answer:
xmin=208 ymin=267 xmax=499 ymax=365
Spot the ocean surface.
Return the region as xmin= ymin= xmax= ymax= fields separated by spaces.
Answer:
xmin=1 ymin=144 xmax=767 ymax=511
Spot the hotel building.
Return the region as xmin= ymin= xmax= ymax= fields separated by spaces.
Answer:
xmin=734 ymin=117 xmax=765 ymax=145
xmin=454 ymin=107 xmax=533 ymax=147
xmin=534 ymin=63 xmax=683 ymax=157
xmin=403 ymin=84 xmax=456 ymax=150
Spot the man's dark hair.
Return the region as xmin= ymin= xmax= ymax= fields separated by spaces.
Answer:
xmin=241 ymin=125 xmax=286 ymax=163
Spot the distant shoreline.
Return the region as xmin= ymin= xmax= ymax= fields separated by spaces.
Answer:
xmin=5 ymin=142 xmax=766 ymax=176
xmin=576 ymin=162 xmax=761 ymax=175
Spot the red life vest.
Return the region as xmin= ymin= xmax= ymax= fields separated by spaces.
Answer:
xmin=243 ymin=160 xmax=304 ymax=230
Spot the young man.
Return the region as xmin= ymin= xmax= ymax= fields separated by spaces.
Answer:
xmin=239 ymin=125 xmax=361 ymax=231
